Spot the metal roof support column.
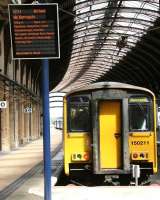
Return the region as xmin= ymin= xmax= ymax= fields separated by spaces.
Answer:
xmin=42 ymin=59 xmax=51 ymax=200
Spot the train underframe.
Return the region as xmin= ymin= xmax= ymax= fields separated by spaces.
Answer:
xmin=68 ymin=162 xmax=153 ymax=185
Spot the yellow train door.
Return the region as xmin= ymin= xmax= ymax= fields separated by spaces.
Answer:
xmin=99 ymin=101 xmax=122 ymax=169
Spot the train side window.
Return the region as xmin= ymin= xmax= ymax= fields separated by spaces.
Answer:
xmin=129 ymin=97 xmax=153 ymax=132
xmin=68 ymin=96 xmax=90 ymax=132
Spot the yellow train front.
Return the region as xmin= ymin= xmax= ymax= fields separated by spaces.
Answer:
xmin=63 ymin=82 xmax=157 ymax=184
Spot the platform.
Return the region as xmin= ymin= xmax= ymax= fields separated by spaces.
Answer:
xmin=0 ymin=128 xmax=62 ymax=193
xmin=6 ymin=185 xmax=160 ymax=200
xmin=54 ymin=186 xmax=160 ymax=200
xmin=5 ymin=161 xmax=160 ymax=200
xmin=3 ymin=126 xmax=160 ymax=200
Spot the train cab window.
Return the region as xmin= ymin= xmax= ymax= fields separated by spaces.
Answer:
xmin=68 ymin=96 xmax=90 ymax=132
xmin=129 ymin=97 xmax=152 ymax=132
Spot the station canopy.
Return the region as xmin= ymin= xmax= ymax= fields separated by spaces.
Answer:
xmin=54 ymin=0 xmax=160 ymax=93
xmin=1 ymin=1 xmax=160 ymax=94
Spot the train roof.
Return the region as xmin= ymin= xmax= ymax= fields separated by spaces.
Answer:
xmin=66 ymin=82 xmax=154 ymax=96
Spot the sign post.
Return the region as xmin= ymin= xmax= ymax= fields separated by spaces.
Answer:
xmin=42 ymin=59 xmax=51 ymax=200
xmin=8 ymin=3 xmax=60 ymax=200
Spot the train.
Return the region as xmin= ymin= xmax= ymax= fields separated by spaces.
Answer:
xmin=63 ymin=82 xmax=157 ymax=185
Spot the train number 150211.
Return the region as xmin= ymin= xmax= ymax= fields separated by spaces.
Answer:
xmin=131 ymin=141 xmax=149 ymax=145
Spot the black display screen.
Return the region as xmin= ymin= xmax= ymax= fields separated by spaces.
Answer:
xmin=8 ymin=4 xmax=60 ymax=59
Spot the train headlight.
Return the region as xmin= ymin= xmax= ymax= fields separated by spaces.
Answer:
xmin=77 ymin=154 xmax=82 ymax=159
xmin=71 ymin=152 xmax=90 ymax=161
xmin=133 ymin=153 xmax=138 ymax=159
xmin=140 ymin=153 xmax=145 ymax=158
xmin=131 ymin=152 xmax=149 ymax=160
xmin=83 ymin=152 xmax=89 ymax=161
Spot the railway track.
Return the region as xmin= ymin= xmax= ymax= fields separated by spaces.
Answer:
xmin=0 ymin=143 xmax=63 ymax=200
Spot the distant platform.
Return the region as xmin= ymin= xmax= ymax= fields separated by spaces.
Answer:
xmin=0 ymin=128 xmax=62 ymax=199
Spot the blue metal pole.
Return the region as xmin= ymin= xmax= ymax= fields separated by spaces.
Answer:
xmin=42 ymin=59 xmax=51 ymax=200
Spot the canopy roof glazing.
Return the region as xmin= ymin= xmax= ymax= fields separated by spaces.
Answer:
xmin=55 ymin=0 xmax=160 ymax=92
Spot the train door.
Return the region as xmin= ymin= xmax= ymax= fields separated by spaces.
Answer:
xmin=99 ymin=100 xmax=122 ymax=169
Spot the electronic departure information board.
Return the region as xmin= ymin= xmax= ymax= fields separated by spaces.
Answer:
xmin=8 ymin=4 xmax=60 ymax=59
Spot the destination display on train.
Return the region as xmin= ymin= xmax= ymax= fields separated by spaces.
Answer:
xmin=8 ymin=4 xmax=60 ymax=59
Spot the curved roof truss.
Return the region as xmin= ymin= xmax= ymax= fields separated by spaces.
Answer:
xmin=54 ymin=0 xmax=160 ymax=93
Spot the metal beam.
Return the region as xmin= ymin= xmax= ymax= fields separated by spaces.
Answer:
xmin=61 ymin=30 xmax=143 ymax=47
xmin=76 ymin=7 xmax=159 ymax=20
xmin=74 ymin=0 xmax=159 ymax=11
xmin=74 ymin=17 xmax=153 ymax=31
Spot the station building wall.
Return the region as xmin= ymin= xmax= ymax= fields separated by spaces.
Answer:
xmin=0 ymin=23 xmax=41 ymax=152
